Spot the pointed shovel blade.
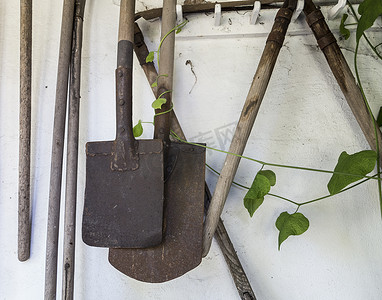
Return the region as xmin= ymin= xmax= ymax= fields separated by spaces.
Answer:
xmin=108 ymin=142 xmax=205 ymax=282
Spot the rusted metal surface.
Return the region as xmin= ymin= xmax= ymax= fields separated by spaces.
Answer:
xmin=82 ymin=68 xmax=164 ymax=248
xmin=82 ymin=136 xmax=164 ymax=248
xmin=108 ymin=0 xmax=206 ymax=283
xmin=109 ymin=142 xmax=205 ymax=283
xmin=19 ymin=0 xmax=32 ymax=262
xmin=82 ymin=0 xmax=164 ymax=248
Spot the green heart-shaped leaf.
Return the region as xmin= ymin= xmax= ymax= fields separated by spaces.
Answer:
xmin=146 ymin=51 xmax=155 ymax=63
xmin=133 ymin=120 xmax=143 ymax=137
xmin=152 ymin=98 xmax=167 ymax=109
xmin=327 ymin=150 xmax=377 ymax=195
xmin=244 ymin=170 xmax=276 ymax=217
xmin=258 ymin=170 xmax=276 ymax=186
xmin=357 ymin=0 xmax=382 ymax=42
xmin=276 ymin=212 xmax=309 ymax=250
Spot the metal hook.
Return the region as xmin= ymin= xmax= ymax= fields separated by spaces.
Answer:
xmin=327 ymin=0 xmax=347 ymax=20
xmin=176 ymin=4 xmax=183 ymax=25
xmin=250 ymin=1 xmax=261 ymax=25
xmin=214 ymin=4 xmax=221 ymax=26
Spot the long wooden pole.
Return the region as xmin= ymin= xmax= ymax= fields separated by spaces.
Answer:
xmin=45 ymin=0 xmax=76 ymax=299
xmin=202 ymin=0 xmax=297 ymax=257
xmin=153 ymin=0 xmax=176 ymax=142
xmin=19 ymin=0 xmax=33 ymax=262
xmin=62 ymin=1 xmax=86 ymax=299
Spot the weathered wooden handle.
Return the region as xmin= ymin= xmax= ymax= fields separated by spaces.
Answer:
xmin=154 ymin=0 xmax=176 ymax=142
xmin=303 ymin=0 xmax=382 ymax=160
xmin=118 ymin=0 xmax=135 ymax=43
xmin=45 ymin=0 xmax=76 ymax=299
xmin=62 ymin=1 xmax=86 ymax=299
xmin=205 ymin=187 xmax=257 ymax=300
xmin=19 ymin=0 xmax=32 ymax=263
xmin=202 ymin=2 xmax=296 ymax=257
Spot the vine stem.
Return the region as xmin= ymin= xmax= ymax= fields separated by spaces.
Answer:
xmin=149 ymin=21 xmax=188 ymax=117
xmin=151 ymin=74 xmax=168 ymax=88
xmin=154 ymin=104 xmax=173 ymax=117
xmin=344 ymin=0 xmax=382 ymax=217
xmin=171 ymin=131 xmax=380 ymax=181
xmin=157 ymin=89 xmax=172 ymax=98
xmin=156 ymin=20 xmax=188 ymax=67
xmin=206 ymin=162 xmax=378 ymax=208
xmin=353 ymin=41 xmax=382 ymax=218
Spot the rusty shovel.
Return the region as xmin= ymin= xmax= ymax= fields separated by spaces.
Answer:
xmin=82 ymin=0 xmax=164 ymax=248
xmin=108 ymin=0 xmax=206 ymax=283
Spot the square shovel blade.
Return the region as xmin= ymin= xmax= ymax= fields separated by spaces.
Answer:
xmin=82 ymin=139 xmax=164 ymax=248
xmin=108 ymin=142 xmax=205 ymax=282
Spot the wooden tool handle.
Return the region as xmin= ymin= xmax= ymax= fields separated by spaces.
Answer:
xmin=117 ymin=0 xmax=135 ymax=69
xmin=118 ymin=0 xmax=135 ymax=43
xmin=116 ymin=0 xmax=135 ymax=92
xmin=154 ymin=0 xmax=176 ymax=142
xmin=61 ymin=1 xmax=86 ymax=299
xmin=45 ymin=0 xmax=76 ymax=298
xmin=19 ymin=0 xmax=32 ymax=262
xmin=303 ymin=0 xmax=382 ymax=160
xmin=202 ymin=0 xmax=296 ymax=257
xmin=204 ymin=187 xmax=257 ymax=300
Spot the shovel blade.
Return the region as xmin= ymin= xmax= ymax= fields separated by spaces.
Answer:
xmin=82 ymin=139 xmax=164 ymax=248
xmin=108 ymin=142 xmax=206 ymax=282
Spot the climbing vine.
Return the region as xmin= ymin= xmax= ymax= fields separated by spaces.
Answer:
xmin=135 ymin=1 xmax=382 ymax=249
xmin=132 ymin=20 xmax=188 ymax=137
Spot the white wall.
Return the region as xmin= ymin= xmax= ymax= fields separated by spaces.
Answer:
xmin=1 ymin=1 xmax=382 ymax=299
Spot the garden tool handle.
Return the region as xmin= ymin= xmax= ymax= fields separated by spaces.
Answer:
xmin=202 ymin=0 xmax=297 ymax=257
xmin=154 ymin=0 xmax=176 ymax=142
xmin=112 ymin=0 xmax=138 ymax=171
xmin=61 ymin=1 xmax=86 ymax=299
xmin=303 ymin=0 xmax=382 ymax=162
xmin=19 ymin=0 xmax=33 ymax=262
xmin=45 ymin=0 xmax=76 ymax=298
xmin=118 ymin=0 xmax=134 ymax=46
